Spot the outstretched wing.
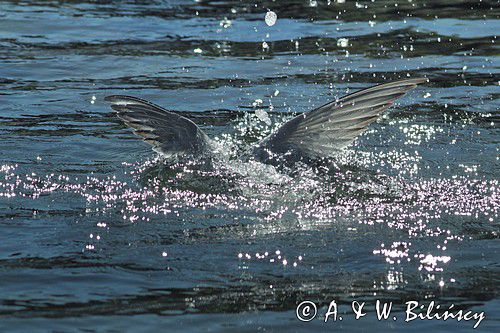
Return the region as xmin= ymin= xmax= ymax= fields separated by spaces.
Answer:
xmin=255 ymin=78 xmax=427 ymax=160
xmin=105 ymin=95 xmax=212 ymax=157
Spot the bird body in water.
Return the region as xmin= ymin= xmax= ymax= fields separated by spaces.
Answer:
xmin=105 ymin=78 xmax=427 ymax=166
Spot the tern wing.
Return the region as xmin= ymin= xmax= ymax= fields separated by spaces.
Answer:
xmin=105 ymin=95 xmax=212 ymax=157
xmin=255 ymin=78 xmax=427 ymax=160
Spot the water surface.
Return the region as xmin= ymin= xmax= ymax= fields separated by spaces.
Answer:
xmin=0 ymin=0 xmax=499 ymax=332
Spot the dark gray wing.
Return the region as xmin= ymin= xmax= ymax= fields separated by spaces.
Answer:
xmin=105 ymin=95 xmax=212 ymax=157
xmin=255 ymin=78 xmax=427 ymax=159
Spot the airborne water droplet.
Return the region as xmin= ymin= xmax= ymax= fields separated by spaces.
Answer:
xmin=265 ymin=11 xmax=277 ymax=26
xmin=255 ymin=109 xmax=272 ymax=126
xmin=337 ymin=38 xmax=349 ymax=48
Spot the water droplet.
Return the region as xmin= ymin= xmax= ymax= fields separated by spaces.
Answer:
xmin=255 ymin=109 xmax=272 ymax=125
xmin=337 ymin=38 xmax=349 ymax=48
xmin=265 ymin=11 xmax=277 ymax=26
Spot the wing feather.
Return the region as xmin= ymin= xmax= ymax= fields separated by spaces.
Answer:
xmin=254 ymin=78 xmax=427 ymax=160
xmin=105 ymin=95 xmax=212 ymax=157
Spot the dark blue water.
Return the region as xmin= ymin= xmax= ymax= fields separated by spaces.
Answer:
xmin=0 ymin=1 xmax=498 ymax=332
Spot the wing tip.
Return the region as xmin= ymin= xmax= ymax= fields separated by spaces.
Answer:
xmin=401 ymin=77 xmax=429 ymax=86
xmin=104 ymin=95 xmax=122 ymax=102
xmin=104 ymin=95 xmax=138 ymax=105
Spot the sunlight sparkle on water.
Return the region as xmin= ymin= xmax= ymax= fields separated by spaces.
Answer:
xmin=0 ymin=111 xmax=497 ymax=278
